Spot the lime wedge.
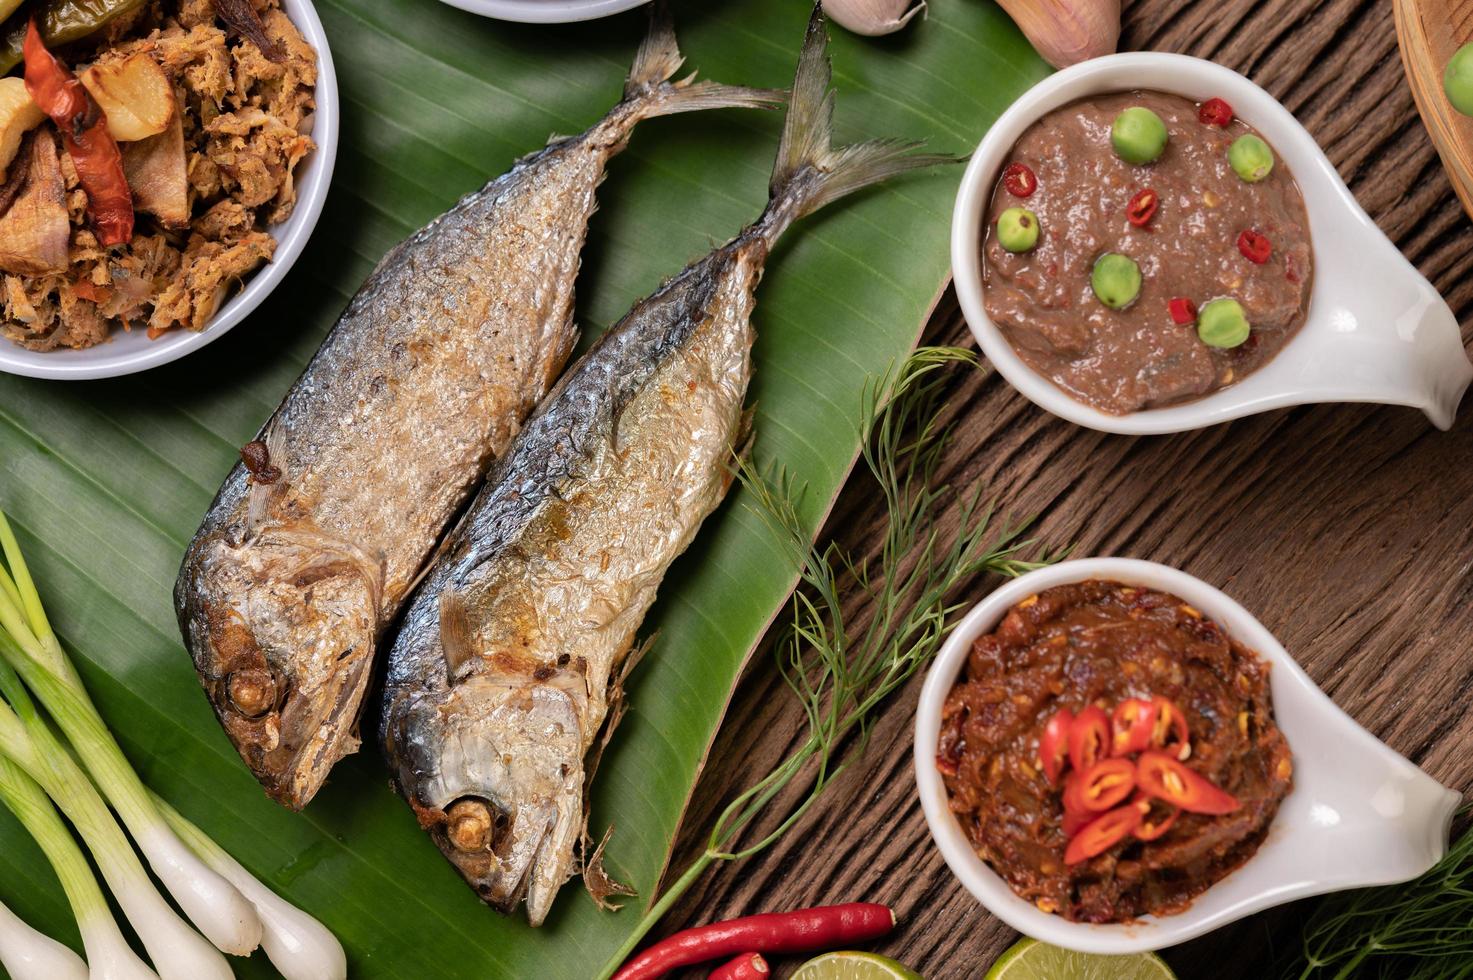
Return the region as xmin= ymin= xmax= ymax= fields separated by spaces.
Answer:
xmin=791 ymin=950 xmax=923 ymax=980
xmin=984 ymin=939 xmax=1175 ymax=980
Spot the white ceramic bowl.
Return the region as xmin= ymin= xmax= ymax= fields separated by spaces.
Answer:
xmin=0 ymin=0 xmax=339 ymax=381
xmin=951 ymin=53 xmax=1473 ymax=434
xmin=914 ymin=557 xmax=1459 ymax=954
xmin=435 ymin=0 xmax=646 ymax=23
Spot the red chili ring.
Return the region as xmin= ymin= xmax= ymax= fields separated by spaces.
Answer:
xmin=1002 ymin=162 xmax=1038 ymax=198
xmin=1199 ymin=97 xmax=1234 ymax=126
xmin=1126 ymin=188 xmax=1159 ymax=228
xmin=1237 ymin=229 xmax=1272 ymax=264
xmin=1168 ymin=297 xmax=1197 ymax=325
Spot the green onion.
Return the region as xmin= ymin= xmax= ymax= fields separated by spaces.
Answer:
xmin=0 ymin=889 xmax=87 ymax=980
xmin=0 ymin=511 xmax=262 ymax=958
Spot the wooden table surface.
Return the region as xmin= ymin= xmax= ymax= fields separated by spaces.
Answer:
xmin=659 ymin=0 xmax=1473 ymax=976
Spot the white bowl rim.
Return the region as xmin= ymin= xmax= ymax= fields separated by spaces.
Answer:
xmin=0 ymin=0 xmax=339 ymax=381
xmin=913 ymin=556 xmax=1456 ymax=954
xmin=434 ymin=0 xmax=647 ymax=24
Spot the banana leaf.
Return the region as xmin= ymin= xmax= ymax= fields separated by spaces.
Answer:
xmin=0 ymin=1 xmax=1047 ymax=976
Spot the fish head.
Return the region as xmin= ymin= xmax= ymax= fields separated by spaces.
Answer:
xmin=392 ymin=672 xmax=586 ymax=926
xmin=177 ymin=528 xmax=381 ymax=809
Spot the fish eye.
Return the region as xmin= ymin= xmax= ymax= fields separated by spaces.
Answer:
xmin=445 ymin=797 xmax=503 ymax=853
xmin=225 ymin=667 xmax=277 ymax=719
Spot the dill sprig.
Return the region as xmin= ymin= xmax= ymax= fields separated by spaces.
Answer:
xmin=1285 ymin=812 xmax=1473 ymax=979
xmin=597 ymin=346 xmax=1054 ymax=977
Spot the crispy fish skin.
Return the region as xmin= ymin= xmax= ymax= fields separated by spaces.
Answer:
xmin=174 ymin=16 xmax=780 ymax=811
xmin=380 ymin=8 xmax=952 ymax=925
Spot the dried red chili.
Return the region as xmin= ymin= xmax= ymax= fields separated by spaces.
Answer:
xmin=1001 ymin=162 xmax=1038 ymax=198
xmin=1237 ymin=229 xmax=1272 ymax=264
xmin=1199 ymin=97 xmax=1234 ymax=127
xmin=1131 ymin=792 xmax=1180 ymax=841
xmin=22 ymin=19 xmax=133 ymax=247
xmin=1110 ymin=699 xmax=1157 ymax=756
xmin=1126 ymin=188 xmax=1159 ymax=227
xmin=1064 ymin=803 xmax=1142 ymax=865
xmin=1072 ymin=758 xmax=1136 ymax=813
xmin=1136 ymin=751 xmax=1241 ymax=815
xmin=1068 ymin=705 xmax=1110 ymax=773
xmin=1168 ymin=297 xmax=1197 ymax=325
xmin=1038 ymin=707 xmax=1073 ymax=784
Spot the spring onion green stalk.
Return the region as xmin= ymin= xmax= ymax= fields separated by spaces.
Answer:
xmin=0 ymin=655 xmax=232 ymax=980
xmin=0 ymin=894 xmax=87 ymax=980
xmin=0 ymin=512 xmax=262 ymax=957
xmin=151 ymin=792 xmax=347 ymax=980
xmin=0 ymin=753 xmax=158 ymax=980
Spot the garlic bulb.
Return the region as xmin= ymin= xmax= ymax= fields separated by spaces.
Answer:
xmin=995 ymin=0 xmax=1121 ymax=69
xmin=822 ymin=0 xmax=925 ymax=37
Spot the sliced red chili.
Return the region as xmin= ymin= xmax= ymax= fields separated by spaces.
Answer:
xmin=1131 ymin=791 xmax=1180 ymax=841
xmin=1073 ymin=758 xmax=1136 ymax=813
xmin=1001 ymin=162 xmax=1037 ymax=198
xmin=1168 ymin=297 xmax=1197 ymax=325
xmin=1136 ymin=751 xmax=1241 ymax=815
xmin=1038 ymin=707 xmax=1074 ymax=785
xmin=1061 ymin=773 xmax=1093 ymax=836
xmin=1126 ymin=188 xmax=1159 ymax=227
xmin=1150 ymin=696 xmax=1191 ymax=759
xmin=1068 ymin=705 xmax=1110 ymax=773
xmin=1199 ymin=97 xmax=1234 ymax=127
xmin=1064 ymin=803 xmax=1142 ymax=864
xmin=1110 ymin=698 xmax=1157 ymax=756
xmin=1237 ymin=229 xmax=1272 ymax=264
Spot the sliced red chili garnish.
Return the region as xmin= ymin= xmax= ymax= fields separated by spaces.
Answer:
xmin=1073 ymin=758 xmax=1136 ymax=813
xmin=1110 ymin=698 xmax=1157 ymax=756
xmin=1167 ymin=297 xmax=1197 ymax=325
xmin=1001 ymin=162 xmax=1037 ymax=198
xmin=1136 ymin=751 xmax=1241 ymax=815
xmin=1068 ymin=705 xmax=1110 ymax=773
xmin=1126 ymin=188 xmax=1159 ymax=227
xmin=1064 ymin=802 xmax=1142 ymax=864
xmin=1038 ymin=707 xmax=1074 ymax=785
xmin=1237 ymin=229 xmax=1272 ymax=264
xmin=1199 ymin=97 xmax=1234 ymax=127
xmin=1131 ymin=791 xmax=1180 ymax=841
xmin=1150 ymin=696 xmax=1191 ymax=759
xmin=1061 ymin=773 xmax=1093 ymax=836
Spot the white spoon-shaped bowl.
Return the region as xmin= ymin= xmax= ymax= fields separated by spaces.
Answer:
xmin=914 ymin=557 xmax=1460 ymax=954
xmin=951 ymin=53 xmax=1473 ymax=434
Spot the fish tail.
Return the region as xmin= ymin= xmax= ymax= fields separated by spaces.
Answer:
xmin=624 ymin=3 xmax=785 ymax=118
xmin=761 ymin=5 xmax=959 ymax=236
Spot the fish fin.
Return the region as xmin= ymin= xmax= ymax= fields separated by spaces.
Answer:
xmin=439 ymin=588 xmax=476 ymax=680
xmin=579 ymin=821 xmax=635 ymax=912
xmin=762 ymin=5 xmax=960 ymax=233
xmin=624 ymin=3 xmax=785 ymax=118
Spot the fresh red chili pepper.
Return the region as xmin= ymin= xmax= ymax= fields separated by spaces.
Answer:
xmin=1199 ymin=97 xmax=1234 ymax=126
xmin=1073 ymin=757 xmax=1136 ymax=812
xmin=22 ymin=19 xmax=133 ymax=247
xmin=612 ymin=904 xmax=896 ymax=980
xmin=1126 ymin=188 xmax=1159 ymax=227
xmin=708 ymin=953 xmax=769 ymax=980
xmin=1168 ymin=297 xmax=1197 ymax=325
xmin=1038 ymin=707 xmax=1073 ymax=784
xmin=1068 ymin=705 xmax=1110 ymax=773
xmin=1110 ymin=698 xmax=1157 ymax=756
xmin=1150 ymin=696 xmax=1191 ymax=759
xmin=1136 ymin=751 xmax=1241 ymax=815
xmin=1237 ymin=229 xmax=1272 ymax=264
xmin=1131 ymin=792 xmax=1180 ymax=841
xmin=1064 ymin=802 xmax=1142 ymax=865
xmin=1001 ymin=161 xmax=1037 ymax=198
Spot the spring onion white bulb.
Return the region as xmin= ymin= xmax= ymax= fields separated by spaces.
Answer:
xmin=154 ymin=794 xmax=347 ymax=980
xmin=0 ymin=754 xmax=158 ymax=980
xmin=0 ymin=897 xmax=87 ymax=980
xmin=0 ymin=515 xmax=263 ymax=957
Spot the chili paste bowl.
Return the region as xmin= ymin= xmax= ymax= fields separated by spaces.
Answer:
xmin=0 ymin=0 xmax=338 ymax=382
xmin=914 ymin=557 xmax=1459 ymax=955
xmin=951 ymin=53 xmax=1473 ymax=435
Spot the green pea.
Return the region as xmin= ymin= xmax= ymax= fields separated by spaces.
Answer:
xmin=1198 ymin=298 xmax=1251 ymax=348
xmin=1445 ymin=42 xmax=1473 ymax=117
xmin=1110 ymin=107 xmax=1168 ymax=165
xmin=1228 ymin=134 xmax=1274 ymax=183
xmin=1090 ymin=253 xmax=1142 ymax=310
xmin=996 ymin=207 xmax=1040 ymax=253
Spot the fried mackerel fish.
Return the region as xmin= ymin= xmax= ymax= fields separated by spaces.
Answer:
xmin=380 ymin=11 xmax=951 ymax=926
xmin=175 ymin=16 xmax=778 ymax=810
xmin=938 ymin=580 xmax=1293 ymax=923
